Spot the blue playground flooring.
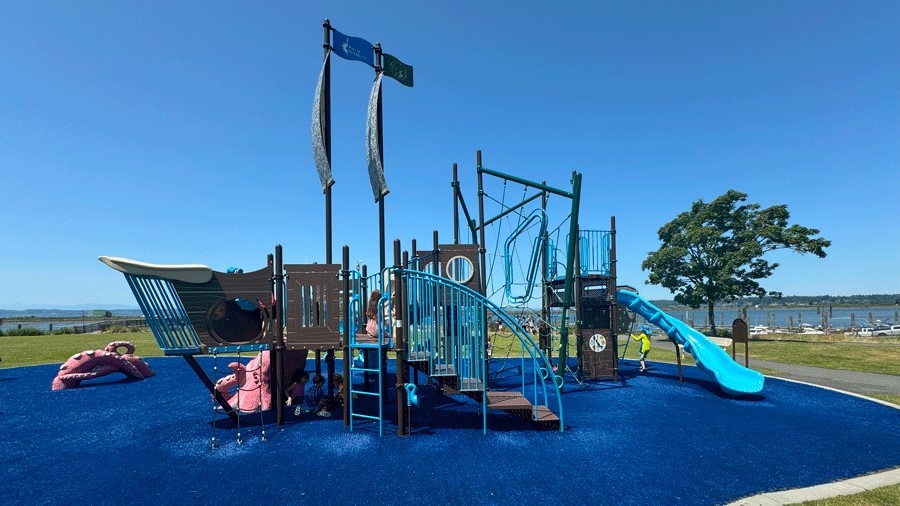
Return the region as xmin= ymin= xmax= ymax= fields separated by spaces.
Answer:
xmin=1 ymin=357 xmax=898 ymax=505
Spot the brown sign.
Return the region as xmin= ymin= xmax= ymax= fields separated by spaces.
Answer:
xmin=732 ymin=318 xmax=749 ymax=343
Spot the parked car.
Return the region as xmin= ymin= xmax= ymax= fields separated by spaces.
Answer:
xmin=857 ymin=325 xmax=900 ymax=337
xmin=874 ymin=325 xmax=900 ymax=337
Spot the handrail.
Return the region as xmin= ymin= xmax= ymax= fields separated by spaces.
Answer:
xmin=397 ymin=268 xmax=563 ymax=429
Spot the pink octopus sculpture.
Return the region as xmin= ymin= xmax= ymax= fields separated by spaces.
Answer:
xmin=213 ymin=351 xmax=272 ymax=413
xmin=52 ymin=341 xmax=155 ymax=390
xmin=212 ymin=349 xmax=307 ymax=413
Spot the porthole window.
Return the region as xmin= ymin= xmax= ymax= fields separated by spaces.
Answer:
xmin=446 ymin=255 xmax=475 ymax=284
xmin=206 ymin=298 xmax=269 ymax=344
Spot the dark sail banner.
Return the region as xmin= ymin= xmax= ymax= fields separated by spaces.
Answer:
xmin=331 ymin=28 xmax=375 ymax=67
xmin=311 ymin=51 xmax=333 ymax=190
xmin=365 ymin=73 xmax=388 ymax=201
xmin=382 ymin=52 xmax=414 ymax=87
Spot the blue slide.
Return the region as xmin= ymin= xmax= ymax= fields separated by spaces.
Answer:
xmin=617 ymin=290 xmax=764 ymax=396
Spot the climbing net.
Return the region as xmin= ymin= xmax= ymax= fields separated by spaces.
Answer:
xmin=210 ymin=348 xmax=267 ymax=448
xmin=478 ymin=176 xmax=581 ymax=381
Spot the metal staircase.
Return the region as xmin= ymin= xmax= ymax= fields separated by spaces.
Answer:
xmin=403 ymin=268 xmax=563 ymax=432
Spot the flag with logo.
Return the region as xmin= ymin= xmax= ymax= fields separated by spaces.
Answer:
xmin=331 ymin=28 xmax=375 ymax=67
xmin=382 ymin=52 xmax=414 ymax=87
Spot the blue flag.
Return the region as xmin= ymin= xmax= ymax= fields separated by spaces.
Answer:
xmin=331 ymin=28 xmax=375 ymax=67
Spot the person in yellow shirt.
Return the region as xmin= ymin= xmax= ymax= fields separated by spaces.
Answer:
xmin=631 ymin=325 xmax=652 ymax=372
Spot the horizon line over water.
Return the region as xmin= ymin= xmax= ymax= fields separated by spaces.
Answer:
xmin=656 ymin=306 xmax=900 ymax=331
xmin=3 ymin=307 xmax=900 ymax=333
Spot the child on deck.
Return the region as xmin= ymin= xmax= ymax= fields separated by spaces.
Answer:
xmin=365 ymin=290 xmax=390 ymax=340
xmin=631 ymin=325 xmax=652 ymax=372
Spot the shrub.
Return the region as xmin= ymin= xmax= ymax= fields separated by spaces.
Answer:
xmin=5 ymin=327 xmax=46 ymax=336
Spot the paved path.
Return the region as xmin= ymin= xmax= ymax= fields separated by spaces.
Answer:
xmin=647 ymin=337 xmax=900 ymax=396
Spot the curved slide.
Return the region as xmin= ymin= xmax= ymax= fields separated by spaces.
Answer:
xmin=617 ymin=290 xmax=764 ymax=396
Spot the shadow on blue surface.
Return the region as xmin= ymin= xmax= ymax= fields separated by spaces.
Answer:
xmin=1 ymin=357 xmax=898 ymax=505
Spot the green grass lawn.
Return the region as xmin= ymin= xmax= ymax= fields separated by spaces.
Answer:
xmin=791 ymin=484 xmax=900 ymax=505
xmin=740 ymin=335 xmax=900 ymax=376
xmin=1 ymin=331 xmax=163 ymax=369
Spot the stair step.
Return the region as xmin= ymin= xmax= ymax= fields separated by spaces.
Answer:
xmin=486 ymin=391 xmax=533 ymax=410
xmin=457 ymin=377 xmax=483 ymax=391
xmin=535 ymin=405 xmax=560 ymax=423
xmin=408 ymin=351 xmax=431 ymax=362
xmin=432 ymin=364 xmax=456 ymax=376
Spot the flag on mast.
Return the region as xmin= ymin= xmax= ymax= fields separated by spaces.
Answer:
xmin=311 ymin=51 xmax=333 ymax=190
xmin=382 ymin=53 xmax=414 ymax=87
xmin=331 ymin=28 xmax=375 ymax=67
xmin=365 ymin=73 xmax=389 ymax=201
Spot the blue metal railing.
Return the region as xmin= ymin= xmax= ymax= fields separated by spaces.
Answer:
xmin=125 ymin=274 xmax=202 ymax=355
xmin=401 ymin=267 xmax=563 ymax=432
xmin=578 ymin=230 xmax=611 ymax=276
xmin=547 ymin=230 xmax=612 ymax=279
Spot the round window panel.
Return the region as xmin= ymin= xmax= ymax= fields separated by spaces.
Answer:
xmin=206 ymin=298 xmax=268 ymax=345
xmin=446 ymin=255 xmax=475 ymax=284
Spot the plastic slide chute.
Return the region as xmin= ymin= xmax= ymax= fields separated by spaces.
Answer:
xmin=616 ymin=290 xmax=764 ymax=395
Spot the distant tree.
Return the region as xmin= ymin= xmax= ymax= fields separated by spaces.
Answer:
xmin=642 ymin=190 xmax=830 ymax=335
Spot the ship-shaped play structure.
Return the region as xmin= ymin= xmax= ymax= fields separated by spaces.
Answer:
xmin=100 ymin=153 xmax=763 ymax=442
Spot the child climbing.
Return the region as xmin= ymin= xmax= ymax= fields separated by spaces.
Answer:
xmin=631 ymin=324 xmax=652 ymax=372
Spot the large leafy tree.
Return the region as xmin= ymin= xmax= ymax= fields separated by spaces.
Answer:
xmin=642 ymin=190 xmax=830 ymax=335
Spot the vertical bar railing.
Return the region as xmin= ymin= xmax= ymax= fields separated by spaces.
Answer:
xmin=399 ymin=268 xmax=563 ymax=430
xmin=125 ymin=274 xmax=200 ymax=353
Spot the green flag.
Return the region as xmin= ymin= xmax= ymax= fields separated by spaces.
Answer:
xmin=382 ymin=52 xmax=414 ymax=87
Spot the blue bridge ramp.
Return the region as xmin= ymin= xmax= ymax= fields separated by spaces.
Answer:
xmin=616 ymin=290 xmax=764 ymax=395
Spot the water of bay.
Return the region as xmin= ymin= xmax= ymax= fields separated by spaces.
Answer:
xmin=659 ymin=306 xmax=899 ymax=331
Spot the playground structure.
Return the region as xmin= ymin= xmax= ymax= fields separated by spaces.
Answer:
xmin=96 ymin=23 xmax=762 ymax=442
xmin=96 ymin=156 xmax=578 ymax=437
xmin=99 ymin=151 xmax=764 ymax=444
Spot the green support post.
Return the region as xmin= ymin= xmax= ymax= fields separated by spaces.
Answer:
xmin=555 ymin=171 xmax=582 ymax=391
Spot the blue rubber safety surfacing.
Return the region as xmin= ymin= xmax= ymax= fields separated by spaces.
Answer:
xmin=1 ymin=357 xmax=898 ymax=505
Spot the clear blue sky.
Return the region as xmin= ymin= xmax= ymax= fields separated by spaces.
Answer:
xmin=1 ymin=1 xmax=897 ymax=309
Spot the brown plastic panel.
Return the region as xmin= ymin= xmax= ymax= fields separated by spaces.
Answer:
xmin=284 ymin=264 xmax=343 ymax=350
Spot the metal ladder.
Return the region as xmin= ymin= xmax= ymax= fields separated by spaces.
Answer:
xmin=348 ymin=340 xmax=385 ymax=436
